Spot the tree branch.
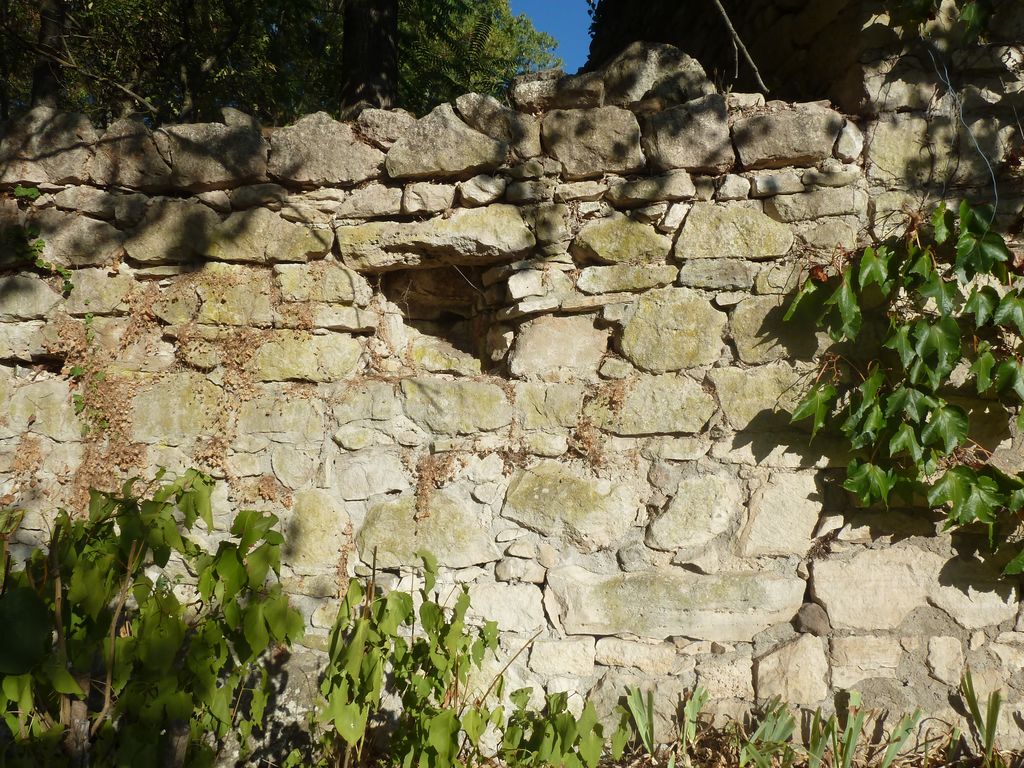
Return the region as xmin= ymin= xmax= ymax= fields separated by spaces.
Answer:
xmin=708 ymin=0 xmax=769 ymax=94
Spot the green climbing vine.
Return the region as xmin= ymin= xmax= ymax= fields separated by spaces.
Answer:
xmin=786 ymin=201 xmax=1024 ymax=574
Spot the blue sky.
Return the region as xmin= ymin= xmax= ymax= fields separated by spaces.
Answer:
xmin=509 ymin=0 xmax=592 ymax=74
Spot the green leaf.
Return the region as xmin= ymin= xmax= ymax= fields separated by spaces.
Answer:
xmin=858 ymin=245 xmax=893 ymax=293
xmin=324 ymin=698 xmax=367 ymax=745
xmin=824 ymin=270 xmax=862 ymax=340
xmin=994 ymin=292 xmax=1024 ymax=336
xmin=844 ymin=460 xmax=896 ymax=506
xmin=883 ymin=324 xmax=916 ymax=368
xmin=884 ymin=386 xmax=936 ymax=423
xmin=784 ymin=279 xmax=821 ymax=322
xmin=43 ymin=661 xmax=85 ymax=696
xmin=427 ymin=709 xmax=460 ymax=766
xmin=918 ymin=269 xmax=958 ymax=315
xmin=994 ymin=359 xmax=1024 ymax=401
xmin=888 ymin=423 xmax=923 ymax=462
xmin=920 ymin=403 xmax=968 ymax=454
xmin=971 ymin=349 xmax=996 ymax=394
xmin=1003 ymin=547 xmax=1024 ymax=576
xmin=931 ymin=202 xmax=953 ymax=244
xmin=790 ymin=384 xmax=837 ymax=438
xmin=0 ymin=588 xmax=52 ymax=674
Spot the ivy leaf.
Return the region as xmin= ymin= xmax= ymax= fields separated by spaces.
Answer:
xmin=917 ymin=269 xmax=959 ymax=315
xmin=790 ymin=383 xmax=837 ymax=438
xmin=970 ymin=348 xmax=996 ymax=394
xmin=993 ymin=292 xmax=1024 ymax=336
xmin=931 ymin=202 xmax=953 ymax=244
xmin=883 ymin=324 xmax=916 ymax=368
xmin=784 ymin=279 xmax=820 ymax=322
xmin=888 ymin=422 xmax=923 ymax=462
xmin=913 ymin=317 xmax=961 ymax=376
xmin=844 ymin=459 xmax=896 ymax=506
xmin=823 ymin=270 xmax=861 ymax=341
xmin=928 ymin=465 xmax=973 ymax=509
xmin=920 ymin=402 xmax=968 ymax=454
xmin=964 ymin=286 xmax=1000 ymax=328
xmin=994 ymin=359 xmax=1024 ymax=401
xmin=884 ymin=386 xmax=936 ymax=423
xmin=858 ymin=245 xmax=894 ymax=294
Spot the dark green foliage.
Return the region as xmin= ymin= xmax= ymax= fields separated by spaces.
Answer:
xmin=786 ymin=202 xmax=1024 ymax=573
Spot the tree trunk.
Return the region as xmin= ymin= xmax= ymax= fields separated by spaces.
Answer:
xmin=339 ymin=0 xmax=398 ymax=117
xmin=30 ymin=0 xmax=65 ymax=108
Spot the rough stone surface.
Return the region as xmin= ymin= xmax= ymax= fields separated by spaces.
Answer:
xmin=502 ymin=461 xmax=639 ymax=552
xmin=830 ymin=636 xmax=903 ymax=688
xmin=402 ymin=182 xmax=456 ymax=214
xmin=676 ymin=203 xmax=794 ymax=260
xmin=356 ymin=108 xmax=416 ymax=149
xmin=589 ymin=375 xmax=718 ymax=435
xmin=602 ymin=41 xmax=714 ymax=106
xmin=386 ymin=103 xmax=507 ymax=180
xmin=269 ymin=112 xmax=384 ymax=186
xmin=0 ymin=107 xmax=97 ymax=185
xmin=739 ymin=473 xmax=820 ymax=557
xmin=754 ymin=636 xmax=829 ymax=705
xmin=456 ymin=92 xmax=541 ymax=158
xmin=459 ymin=175 xmax=507 ymax=206
xmin=401 ymin=378 xmax=512 ymax=434
xmin=928 ymin=636 xmax=965 ymax=685
xmin=619 ymin=288 xmax=726 ymax=372
xmin=356 ymin=492 xmax=499 ymax=568
xmin=605 ymin=171 xmax=696 ymax=207
xmin=154 ymin=113 xmax=267 ymax=191
xmin=572 ymin=215 xmax=672 ymax=265
xmin=734 ymin=105 xmax=844 ymax=170
xmin=542 ymin=107 xmax=644 ymax=179
xmin=529 ymin=638 xmax=596 ymax=676
xmin=204 ymin=208 xmax=333 ymax=263
xmin=577 ymin=264 xmax=678 ymax=294
xmin=247 ymin=331 xmax=362 ymax=382
xmin=509 ymin=315 xmax=608 ymax=381
xmin=285 ymin=490 xmax=353 ymax=570
xmin=646 ymin=475 xmax=744 ymax=552
xmin=709 ymin=364 xmax=802 ymax=431
xmin=546 ymin=566 xmax=804 ymax=641
xmin=642 ymin=95 xmax=733 ymax=174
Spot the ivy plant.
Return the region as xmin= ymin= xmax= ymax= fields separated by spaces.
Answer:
xmin=0 ymin=470 xmax=304 ymax=767
xmin=786 ymin=201 xmax=1024 ymax=574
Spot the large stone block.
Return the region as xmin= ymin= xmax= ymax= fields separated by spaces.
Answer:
xmin=284 ymin=490 xmax=353 ymax=570
xmin=268 ymin=112 xmax=384 ymax=186
xmin=646 ymin=474 xmax=744 ymax=552
xmin=546 ymin=566 xmax=805 ymax=641
xmin=516 ymin=382 xmax=585 ymax=430
xmin=386 ymin=103 xmax=506 ymax=180
xmin=401 ymin=378 xmax=512 ymax=434
xmin=589 ymin=374 xmax=717 ymax=436
xmin=509 ymin=315 xmax=608 ymax=381
xmin=542 ymin=107 xmax=645 ymax=179
xmin=675 ymin=203 xmax=793 ymax=261
xmin=578 ymin=264 xmax=678 ymax=294
xmin=91 ymin=118 xmax=172 ymax=190
xmin=356 ymin=492 xmax=498 ymax=568
xmin=605 ymin=170 xmax=696 ymax=208
xmin=572 ymin=215 xmax=672 ymax=265
xmin=237 ymin=387 xmax=324 ymax=444
xmin=6 ymin=378 xmax=80 ymax=442
xmin=455 ymin=92 xmax=541 ymax=158
xmin=154 ymin=111 xmax=267 ymax=191
xmin=336 ymin=204 xmax=535 ymax=271
xmin=733 ymin=105 xmax=844 ymax=170
xmin=332 ymin=449 xmax=410 ymax=501
xmin=601 ymin=41 xmax=714 ymax=106
xmin=529 ymin=638 xmax=596 ymax=676
xmin=739 ymin=472 xmax=821 ymax=557
xmin=192 ymin=262 xmax=275 ymax=326
xmin=764 ymin=187 xmax=867 ymax=223
xmin=830 ymin=636 xmax=903 ymax=688
xmin=130 ymin=373 xmax=223 ymax=445
xmin=275 ymin=262 xmax=372 ymax=305
xmin=619 ymin=288 xmax=726 ymax=372
xmin=204 ymin=208 xmax=333 ymax=264
xmin=123 ymin=198 xmax=221 ymax=265
xmin=730 ymin=295 xmax=823 ymax=365
xmin=0 ymin=107 xmax=96 ymax=185
xmin=468 ymin=583 xmax=546 ymax=632
xmin=31 ymin=208 xmax=125 ymax=268
xmin=641 ymin=95 xmax=733 ymax=174
xmin=247 ymin=331 xmax=362 ymax=382
xmin=0 ymin=274 xmax=62 ymax=321
xmin=501 ymin=460 xmax=639 ymax=552
xmin=709 ymin=364 xmax=803 ymax=431
xmin=754 ymin=635 xmax=829 ymax=705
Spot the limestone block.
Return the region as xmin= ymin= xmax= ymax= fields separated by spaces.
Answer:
xmin=285 ymin=490 xmax=353 ymax=570
xmin=509 ymin=315 xmax=608 ymax=382
xmin=594 ymin=638 xmax=679 ymax=674
xmin=334 ymin=184 xmax=403 ymax=218
xmin=546 ymin=566 xmax=804 ymax=641
xmin=247 ymin=331 xmax=362 ymax=382
xmin=605 ymin=170 xmax=696 ymax=208
xmin=356 ymin=492 xmax=499 ymax=568
xmin=764 ymin=187 xmax=867 ymax=223
xmin=749 ymin=171 xmax=805 ymax=198
xmin=91 ymin=118 xmax=172 ymax=190
xmin=31 ymin=208 xmax=125 ymax=268
xmin=331 ymin=450 xmax=409 ymax=501
xmin=754 ymin=636 xmax=829 ymax=705
xmin=601 ymin=41 xmax=714 ymax=106
xmin=467 ymin=582 xmax=545 ymax=632
xmin=793 ymin=217 xmax=860 ymax=250
xmin=926 ymin=637 xmax=964 ymax=685
xmin=696 ymin=654 xmax=753 ymax=700
xmin=675 ymin=203 xmax=793 ymax=260
xmin=577 ymin=264 xmax=678 ymax=294
xmin=555 ymin=181 xmax=607 ymax=202
xmin=646 ymin=474 xmax=745 ymax=551
xmin=204 ymin=208 xmax=333 ymax=264
xmin=356 ymin=108 xmax=417 ymax=149
xmin=642 ymin=95 xmax=733 ymax=174
xmin=0 ymin=107 xmax=96 ymax=185
xmin=730 ymin=295 xmax=824 ymax=365
xmin=52 ymin=186 xmax=118 ymax=219
xmin=404 ymin=335 xmax=481 ymax=376
xmin=402 ymin=182 xmax=456 ymax=214
xmin=194 ymin=263 xmax=275 ymax=326
xmin=401 ymin=378 xmax=512 ymax=434
xmin=336 ymin=204 xmax=535 ymax=271
xmin=268 ymin=111 xmax=383 ymax=186
xmin=495 ymin=557 xmax=546 ymax=583
xmin=588 ymin=670 xmax=694 ymax=744
xmin=506 ymin=179 xmax=555 ymax=204
xmin=0 ymin=321 xmax=47 ymax=360
xmin=717 ymin=174 xmax=751 ymax=201
xmin=835 ymin=121 xmax=865 ymax=162
xmin=229 ymin=183 xmax=288 ymax=210
xmin=459 ymin=175 xmax=507 ymax=207
xmin=123 ymin=198 xmax=220 ymax=265
xmin=501 ymin=460 xmax=639 ymax=552
xmin=237 ymin=387 xmax=324 ymax=444
xmin=529 ymin=638 xmax=596 ymax=676
xmin=676 ymin=259 xmax=758 ymax=290
xmin=590 ymin=374 xmax=717 ymax=436
xmin=830 ymin=636 xmax=903 ymax=688
xmin=572 ymin=215 xmax=672 ymax=265
xmin=517 ymin=382 xmax=585 ymax=430
xmin=733 ymin=105 xmax=844 ymax=170
xmin=0 ymin=274 xmax=62 ymax=321
xmin=709 ymin=364 xmax=803 ymax=431
xmin=386 ymin=103 xmax=506 ymax=180
xmin=740 ymin=472 xmax=821 ymax=557
xmin=542 ymin=107 xmax=645 ymax=179
xmin=61 ymin=268 xmax=134 ymax=316
xmin=275 ymin=262 xmax=372 ymax=305
xmin=130 ymin=373 xmax=223 ymax=445
xmin=7 ymin=378 xmax=80 ymax=442
xmin=510 ymin=69 xmax=561 ymax=112
xmin=619 ymin=288 xmax=726 ymax=372
xmin=155 ymin=112 xmax=267 ymax=191
xmin=455 ymin=92 xmax=541 ymax=158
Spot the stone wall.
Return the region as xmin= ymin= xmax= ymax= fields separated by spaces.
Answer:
xmin=2 ymin=40 xmax=1024 ymax=744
